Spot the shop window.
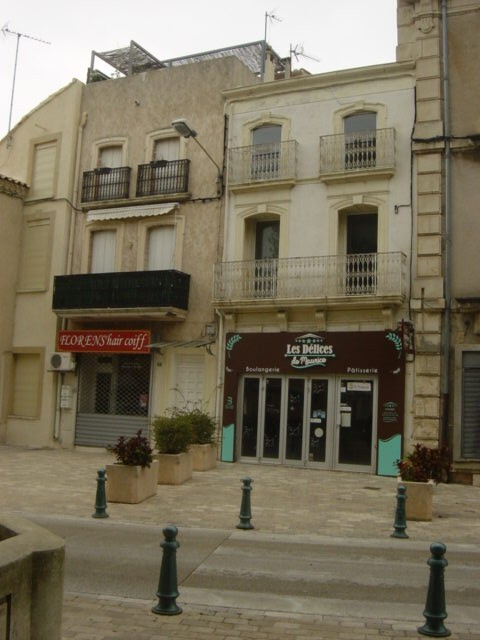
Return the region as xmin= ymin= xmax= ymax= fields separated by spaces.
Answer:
xmin=90 ymin=230 xmax=116 ymax=273
xmin=344 ymin=112 xmax=377 ymax=170
xmin=9 ymin=352 xmax=41 ymax=418
xmin=30 ymin=140 xmax=57 ymax=199
xmin=18 ymin=217 xmax=51 ymax=291
xmin=461 ymin=352 xmax=480 ymax=458
xmin=146 ymin=226 xmax=175 ymax=270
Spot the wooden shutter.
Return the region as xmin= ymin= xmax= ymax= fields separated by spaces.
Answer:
xmin=11 ymin=353 xmax=41 ymax=418
xmin=147 ymin=226 xmax=175 ymax=270
xmin=18 ymin=218 xmax=50 ymax=290
xmin=462 ymin=352 xmax=480 ymax=458
xmin=31 ymin=141 xmax=56 ymax=199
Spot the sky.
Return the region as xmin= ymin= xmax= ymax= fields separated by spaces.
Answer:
xmin=0 ymin=0 xmax=397 ymax=140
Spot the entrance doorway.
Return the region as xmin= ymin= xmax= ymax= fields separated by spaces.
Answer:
xmin=239 ymin=375 xmax=377 ymax=471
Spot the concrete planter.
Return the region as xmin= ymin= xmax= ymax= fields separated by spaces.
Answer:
xmin=106 ymin=460 xmax=158 ymax=504
xmin=154 ymin=451 xmax=192 ymax=485
xmin=398 ymin=478 xmax=434 ymax=521
xmin=190 ymin=444 xmax=217 ymax=471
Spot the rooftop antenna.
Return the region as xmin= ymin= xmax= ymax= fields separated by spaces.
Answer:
xmin=261 ymin=10 xmax=281 ymax=81
xmin=2 ymin=25 xmax=51 ymax=133
xmin=290 ymin=43 xmax=322 ymax=68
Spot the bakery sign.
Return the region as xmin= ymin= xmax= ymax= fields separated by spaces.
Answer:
xmin=284 ymin=333 xmax=336 ymax=369
xmin=57 ymin=330 xmax=151 ymax=354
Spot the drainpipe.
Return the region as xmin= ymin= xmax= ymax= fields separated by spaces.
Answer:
xmin=440 ymin=0 xmax=451 ymax=445
xmin=53 ymin=110 xmax=88 ymax=442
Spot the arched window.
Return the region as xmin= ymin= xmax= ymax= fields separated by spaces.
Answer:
xmin=343 ymin=111 xmax=377 ymax=170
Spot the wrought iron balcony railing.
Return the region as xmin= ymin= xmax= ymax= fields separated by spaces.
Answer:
xmin=319 ymin=128 xmax=395 ymax=176
xmin=81 ymin=166 xmax=131 ymax=203
xmin=53 ymin=270 xmax=190 ymax=311
xmin=228 ymin=140 xmax=297 ymax=186
xmin=136 ymin=159 xmax=190 ymax=197
xmin=213 ymin=252 xmax=406 ymax=304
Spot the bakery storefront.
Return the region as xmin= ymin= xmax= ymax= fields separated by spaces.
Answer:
xmin=57 ymin=329 xmax=151 ymax=447
xmin=221 ymin=330 xmax=405 ymax=476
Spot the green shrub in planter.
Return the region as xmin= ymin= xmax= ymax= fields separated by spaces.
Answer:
xmin=152 ymin=412 xmax=192 ymax=454
xmin=184 ymin=408 xmax=217 ymax=445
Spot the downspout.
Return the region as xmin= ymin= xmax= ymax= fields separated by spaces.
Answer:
xmin=441 ymin=0 xmax=451 ymax=445
xmin=53 ymin=110 xmax=88 ymax=442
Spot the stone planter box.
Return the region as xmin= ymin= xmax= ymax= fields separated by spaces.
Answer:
xmin=190 ymin=444 xmax=217 ymax=471
xmin=106 ymin=460 xmax=158 ymax=504
xmin=398 ymin=478 xmax=434 ymax=521
xmin=154 ymin=451 xmax=192 ymax=485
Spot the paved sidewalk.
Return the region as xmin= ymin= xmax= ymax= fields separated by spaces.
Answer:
xmin=1 ymin=444 xmax=479 ymax=639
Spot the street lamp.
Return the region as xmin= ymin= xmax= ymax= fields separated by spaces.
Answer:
xmin=171 ymin=118 xmax=223 ymax=196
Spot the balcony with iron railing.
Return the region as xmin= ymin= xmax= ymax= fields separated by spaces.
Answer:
xmin=228 ymin=140 xmax=297 ymax=188
xmin=136 ymin=159 xmax=190 ymax=197
xmin=53 ymin=270 xmax=190 ymax=319
xmin=81 ymin=166 xmax=131 ymax=203
xmin=213 ymin=252 xmax=406 ymax=309
xmin=319 ymin=128 xmax=396 ymax=181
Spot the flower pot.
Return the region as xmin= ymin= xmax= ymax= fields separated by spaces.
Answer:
xmin=106 ymin=460 xmax=158 ymax=504
xmin=397 ymin=478 xmax=434 ymax=521
xmin=154 ymin=451 xmax=192 ymax=485
xmin=190 ymin=443 xmax=217 ymax=471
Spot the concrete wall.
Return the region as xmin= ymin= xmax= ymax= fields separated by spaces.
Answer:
xmin=0 ymin=515 xmax=64 ymax=640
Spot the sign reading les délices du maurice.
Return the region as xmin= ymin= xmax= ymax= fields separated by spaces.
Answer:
xmin=57 ymin=330 xmax=151 ymax=354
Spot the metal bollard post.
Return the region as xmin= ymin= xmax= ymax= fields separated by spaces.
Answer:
xmin=418 ymin=542 xmax=451 ymax=637
xmin=152 ymin=525 xmax=182 ymax=616
xmin=92 ymin=468 xmax=109 ymax=519
xmin=391 ymin=484 xmax=408 ymax=538
xmin=236 ymin=477 xmax=254 ymax=530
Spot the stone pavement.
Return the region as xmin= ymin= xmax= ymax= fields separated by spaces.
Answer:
xmin=1 ymin=444 xmax=479 ymax=639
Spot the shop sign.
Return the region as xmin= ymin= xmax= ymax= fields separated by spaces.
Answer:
xmin=57 ymin=330 xmax=151 ymax=354
xmin=284 ymin=333 xmax=336 ymax=369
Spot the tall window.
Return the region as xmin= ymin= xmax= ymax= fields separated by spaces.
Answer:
xmin=345 ymin=212 xmax=378 ymax=295
xmin=30 ymin=141 xmax=57 ymax=199
xmin=10 ymin=353 xmax=41 ymax=418
xmin=344 ymin=112 xmax=377 ymax=170
xmin=251 ymin=124 xmax=282 ymax=180
xmin=254 ymin=220 xmax=279 ymax=297
xmin=153 ymin=138 xmax=179 ymax=162
xmin=90 ymin=230 xmax=116 ymax=273
xmin=97 ymin=145 xmax=123 ymax=199
xmin=146 ymin=226 xmax=175 ymax=270
xmin=18 ymin=218 xmax=50 ymax=291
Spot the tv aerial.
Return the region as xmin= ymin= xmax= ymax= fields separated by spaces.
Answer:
xmin=290 ymin=43 xmax=322 ymax=67
xmin=2 ymin=24 xmax=51 ymax=133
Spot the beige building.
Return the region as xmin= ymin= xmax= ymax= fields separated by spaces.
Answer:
xmin=397 ymin=0 xmax=480 ymax=481
xmin=215 ymin=61 xmax=416 ymax=474
xmin=0 ymin=81 xmax=83 ymax=447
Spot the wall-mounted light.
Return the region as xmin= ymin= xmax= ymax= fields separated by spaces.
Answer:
xmin=171 ymin=118 xmax=223 ymax=196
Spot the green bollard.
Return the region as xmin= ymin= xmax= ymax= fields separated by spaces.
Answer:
xmin=236 ymin=477 xmax=254 ymax=530
xmin=391 ymin=484 xmax=408 ymax=538
xmin=92 ymin=468 xmax=109 ymax=519
xmin=152 ymin=525 xmax=182 ymax=616
xmin=418 ymin=542 xmax=451 ymax=637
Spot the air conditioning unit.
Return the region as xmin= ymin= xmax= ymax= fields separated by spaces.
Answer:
xmin=48 ymin=352 xmax=76 ymax=372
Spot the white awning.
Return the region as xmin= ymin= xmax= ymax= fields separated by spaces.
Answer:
xmin=87 ymin=202 xmax=178 ymax=222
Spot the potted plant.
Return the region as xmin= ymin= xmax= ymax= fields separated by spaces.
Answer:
xmin=106 ymin=429 xmax=158 ymax=504
xmin=396 ymin=443 xmax=450 ymax=521
xmin=152 ymin=411 xmax=193 ymax=485
xmin=186 ymin=408 xmax=218 ymax=471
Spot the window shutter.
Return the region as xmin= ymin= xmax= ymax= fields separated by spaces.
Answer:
xmin=11 ymin=353 xmax=41 ymax=418
xmin=18 ymin=219 xmax=50 ymax=290
xmin=91 ymin=230 xmax=116 ymax=273
xmin=462 ymin=353 xmax=480 ymax=458
xmin=147 ymin=226 xmax=175 ymax=270
xmin=31 ymin=141 xmax=57 ymax=199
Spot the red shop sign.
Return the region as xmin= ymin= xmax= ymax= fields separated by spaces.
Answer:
xmin=57 ymin=330 xmax=151 ymax=354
